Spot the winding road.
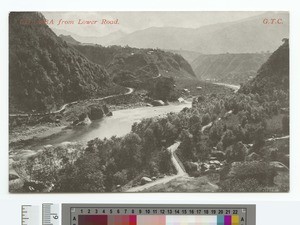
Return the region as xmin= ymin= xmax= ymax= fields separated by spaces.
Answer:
xmin=126 ymin=141 xmax=187 ymax=192
xmin=94 ymin=87 xmax=134 ymax=101
xmin=10 ymin=87 xmax=134 ymax=117
xmin=10 ymin=72 xmax=160 ymax=118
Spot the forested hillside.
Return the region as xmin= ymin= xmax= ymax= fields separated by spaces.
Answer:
xmin=240 ymin=39 xmax=289 ymax=94
xmin=71 ymin=44 xmax=196 ymax=88
xmin=191 ymin=53 xmax=270 ymax=85
xmin=9 ymin=12 xmax=122 ymax=113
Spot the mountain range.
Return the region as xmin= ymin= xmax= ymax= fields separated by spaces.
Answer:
xmin=53 ymin=28 xmax=127 ymax=46
xmin=110 ymin=12 xmax=288 ymax=54
xmin=52 ymin=12 xmax=288 ymax=55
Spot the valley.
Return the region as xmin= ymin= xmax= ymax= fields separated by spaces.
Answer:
xmin=9 ymin=12 xmax=289 ymax=194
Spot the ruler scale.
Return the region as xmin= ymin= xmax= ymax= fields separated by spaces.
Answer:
xmin=21 ymin=204 xmax=59 ymax=225
xmin=21 ymin=205 xmax=40 ymax=225
xmin=42 ymin=203 xmax=60 ymax=225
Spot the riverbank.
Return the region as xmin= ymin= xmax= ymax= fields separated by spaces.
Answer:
xmin=9 ymin=80 xmax=234 ymax=154
xmin=9 ymin=80 xmax=235 ymax=152
xmin=9 ymin=89 xmax=141 ymax=147
xmin=9 ymin=100 xmax=192 ymax=152
xmin=9 ymin=99 xmax=192 ymax=192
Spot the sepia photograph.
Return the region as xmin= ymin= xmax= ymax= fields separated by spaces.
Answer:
xmin=9 ymin=11 xmax=289 ymax=193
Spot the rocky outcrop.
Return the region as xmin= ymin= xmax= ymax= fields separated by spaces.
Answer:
xmin=102 ymin=105 xmax=110 ymax=115
xmin=141 ymin=177 xmax=152 ymax=184
xmin=151 ymin=100 xmax=165 ymax=106
xmin=211 ymin=151 xmax=226 ymax=161
xmin=72 ymin=104 xmax=112 ymax=126
xmin=88 ymin=106 xmax=104 ymax=120
xmin=73 ymin=113 xmax=91 ymax=126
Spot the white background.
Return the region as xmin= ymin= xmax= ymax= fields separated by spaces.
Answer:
xmin=0 ymin=0 xmax=299 ymax=224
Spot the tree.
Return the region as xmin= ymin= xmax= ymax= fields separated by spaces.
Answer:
xmin=55 ymin=152 xmax=106 ymax=192
xmin=120 ymin=133 xmax=142 ymax=169
xmin=226 ymin=141 xmax=247 ymax=162
xmin=222 ymin=130 xmax=236 ymax=149
xmin=227 ymin=161 xmax=277 ymax=185
xmin=232 ymin=125 xmax=245 ymax=142
xmin=282 ymin=115 xmax=289 ymax=134
xmin=209 ymin=123 xmax=222 ymax=145
xmin=159 ymin=148 xmax=173 ymax=174
xmin=150 ymin=77 xmax=175 ymax=101
xmin=163 ymin=121 xmax=178 ymax=144
xmin=213 ymin=101 xmax=222 ymax=115
xmin=143 ymin=128 xmax=156 ymax=157
xmin=189 ymin=115 xmax=201 ymax=143
xmin=113 ymin=170 xmax=128 ymax=185
xmin=252 ymin=124 xmax=266 ymax=152
xmin=201 ymin=113 xmax=211 ymax=126
xmin=195 ymin=142 xmax=210 ymax=161
xmin=179 ymin=130 xmax=194 ymax=159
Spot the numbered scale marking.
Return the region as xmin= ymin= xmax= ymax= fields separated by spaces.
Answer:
xmin=42 ymin=203 xmax=60 ymax=225
xmin=21 ymin=204 xmax=60 ymax=225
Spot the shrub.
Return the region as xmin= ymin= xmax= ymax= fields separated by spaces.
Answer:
xmin=227 ymin=161 xmax=277 ymax=185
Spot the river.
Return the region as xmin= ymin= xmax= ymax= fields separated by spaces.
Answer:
xmin=33 ymin=81 xmax=238 ymax=148
xmin=39 ymin=102 xmax=192 ymax=147
xmin=213 ymin=82 xmax=240 ymax=92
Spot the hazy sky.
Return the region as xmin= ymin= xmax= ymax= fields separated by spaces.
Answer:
xmin=42 ymin=11 xmax=265 ymax=37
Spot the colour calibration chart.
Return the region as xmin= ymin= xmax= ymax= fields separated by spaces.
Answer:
xmin=62 ymin=204 xmax=256 ymax=225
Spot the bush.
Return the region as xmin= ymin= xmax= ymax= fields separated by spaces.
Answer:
xmin=159 ymin=149 xmax=173 ymax=174
xmin=227 ymin=161 xmax=277 ymax=185
xmin=201 ymin=113 xmax=211 ymax=126
xmin=113 ymin=170 xmax=128 ymax=185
